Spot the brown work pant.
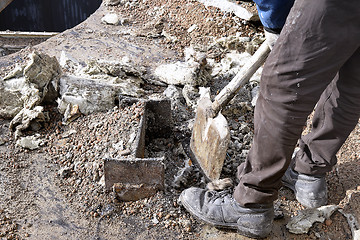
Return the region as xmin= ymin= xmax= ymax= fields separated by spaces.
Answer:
xmin=234 ymin=0 xmax=360 ymax=207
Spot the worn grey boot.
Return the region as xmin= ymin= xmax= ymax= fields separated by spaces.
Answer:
xmin=282 ymin=167 xmax=328 ymax=208
xmin=179 ymin=187 xmax=274 ymax=239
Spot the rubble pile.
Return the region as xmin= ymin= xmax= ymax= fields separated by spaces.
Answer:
xmin=0 ymin=51 xmax=61 ymax=138
xmin=1 ymin=0 xmax=359 ymax=238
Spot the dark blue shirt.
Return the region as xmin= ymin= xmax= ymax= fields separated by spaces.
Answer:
xmin=253 ymin=0 xmax=295 ymax=33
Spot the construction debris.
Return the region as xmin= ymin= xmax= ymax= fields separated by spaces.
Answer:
xmin=101 ymin=13 xmax=120 ymax=25
xmin=155 ymin=46 xmax=209 ymax=86
xmin=286 ymin=205 xmax=339 ymax=234
xmin=1 ymin=52 xmax=61 ymax=117
xmin=206 ymin=178 xmax=233 ymax=191
xmin=103 ymin=0 xmax=121 ymax=6
xmin=15 ymin=134 xmax=44 ymax=150
xmin=10 ymin=106 xmax=47 ymax=138
xmin=57 ymin=75 xmax=120 ymax=121
xmin=57 ymin=57 xmax=146 ymax=122
xmin=196 ymin=0 xmax=258 ymax=21
xmin=0 ymin=51 xmax=61 ymax=137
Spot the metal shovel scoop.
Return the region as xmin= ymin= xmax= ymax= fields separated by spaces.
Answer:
xmin=190 ymin=41 xmax=270 ymax=181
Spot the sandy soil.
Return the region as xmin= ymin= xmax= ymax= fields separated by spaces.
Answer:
xmin=0 ymin=1 xmax=359 ymax=240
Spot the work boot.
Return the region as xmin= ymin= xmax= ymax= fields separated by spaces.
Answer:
xmin=179 ymin=187 xmax=274 ymax=239
xmin=282 ymin=167 xmax=328 ymax=208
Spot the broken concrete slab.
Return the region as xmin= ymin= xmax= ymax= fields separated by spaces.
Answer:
xmin=0 ymin=77 xmax=25 ymax=119
xmin=155 ymin=57 xmax=210 ymax=87
xmin=10 ymin=106 xmax=47 ymax=138
xmin=57 ymin=75 xmax=120 ymax=116
xmin=1 ymin=51 xmax=61 ymax=120
xmin=78 ymin=57 xmax=146 ymax=84
xmin=57 ymin=69 xmax=146 ymax=122
xmin=155 ymin=61 xmax=200 ymax=86
xmin=196 ymin=0 xmax=259 ymax=21
xmin=23 ymin=51 xmax=61 ymax=93
xmin=286 ymin=205 xmax=339 ymax=234
xmin=57 ymin=55 xmax=148 ymax=122
xmin=1 ymin=51 xmax=61 ymax=137
xmin=154 ymin=45 xmax=210 ymax=86
xmin=16 ymin=134 xmax=44 ymax=150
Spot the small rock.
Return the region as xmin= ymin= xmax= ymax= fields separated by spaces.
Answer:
xmin=325 ymin=219 xmax=333 ymax=226
xmin=182 ymin=85 xmax=199 ymax=109
xmin=62 ymin=129 xmax=77 ymax=138
xmin=251 ymin=86 xmax=260 ymax=106
xmin=152 ymin=214 xmax=159 ymax=224
xmin=163 ymin=85 xmax=181 ymax=100
xmin=104 ymin=0 xmax=121 ymax=6
xmin=187 ymin=24 xmax=198 ymax=33
xmin=16 ymin=135 xmax=44 ymax=150
xmin=101 ymin=13 xmax=120 ymax=25
xmin=58 ymin=167 xmax=72 ymax=178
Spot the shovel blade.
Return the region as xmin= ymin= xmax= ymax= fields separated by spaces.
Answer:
xmin=190 ymin=96 xmax=230 ymax=181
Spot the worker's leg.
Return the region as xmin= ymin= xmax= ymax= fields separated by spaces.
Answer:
xmin=294 ymin=48 xmax=360 ymax=176
xmin=234 ymin=0 xmax=360 ymax=207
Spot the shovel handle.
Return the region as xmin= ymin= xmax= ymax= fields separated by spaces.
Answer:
xmin=212 ymin=41 xmax=270 ymax=114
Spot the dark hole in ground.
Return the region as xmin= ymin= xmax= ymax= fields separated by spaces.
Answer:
xmin=0 ymin=0 xmax=102 ymax=32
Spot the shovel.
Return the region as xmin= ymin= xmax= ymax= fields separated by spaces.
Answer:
xmin=190 ymin=41 xmax=270 ymax=181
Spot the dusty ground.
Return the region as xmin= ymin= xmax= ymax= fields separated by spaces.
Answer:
xmin=1 ymin=1 xmax=360 ymax=240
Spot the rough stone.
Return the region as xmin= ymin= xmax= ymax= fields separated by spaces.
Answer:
xmin=196 ymin=0 xmax=258 ymax=21
xmin=59 ymin=51 xmax=81 ymax=72
xmin=103 ymin=0 xmax=121 ymax=6
xmin=58 ymin=167 xmax=72 ymax=179
xmin=163 ymin=85 xmax=181 ymax=100
xmin=155 ymin=61 xmax=201 ymax=86
xmin=286 ymin=205 xmax=339 ymax=234
xmin=101 ymin=13 xmax=120 ymax=25
xmin=251 ymin=85 xmax=260 ymax=106
xmin=0 ymin=77 xmax=25 ymax=119
xmin=16 ymin=135 xmax=44 ymax=150
xmin=23 ymin=51 xmax=61 ymax=93
xmin=10 ymin=106 xmax=46 ymax=138
xmin=1 ymin=51 xmax=61 ymax=136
